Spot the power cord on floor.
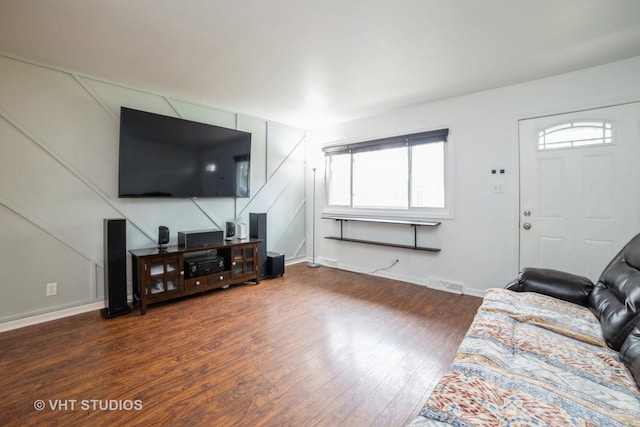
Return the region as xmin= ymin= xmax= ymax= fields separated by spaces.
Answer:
xmin=369 ymin=259 xmax=399 ymax=274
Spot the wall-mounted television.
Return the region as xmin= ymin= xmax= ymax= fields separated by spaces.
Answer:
xmin=118 ymin=107 xmax=251 ymax=198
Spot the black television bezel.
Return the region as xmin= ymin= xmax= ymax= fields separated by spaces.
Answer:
xmin=118 ymin=107 xmax=252 ymax=199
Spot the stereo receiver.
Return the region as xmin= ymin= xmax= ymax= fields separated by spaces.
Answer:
xmin=184 ymin=254 xmax=225 ymax=279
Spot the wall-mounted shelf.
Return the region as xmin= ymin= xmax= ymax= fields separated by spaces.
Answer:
xmin=321 ymin=215 xmax=441 ymax=252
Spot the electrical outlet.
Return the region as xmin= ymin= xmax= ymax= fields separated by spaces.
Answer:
xmin=46 ymin=282 xmax=57 ymax=297
xmin=492 ymin=184 xmax=504 ymax=194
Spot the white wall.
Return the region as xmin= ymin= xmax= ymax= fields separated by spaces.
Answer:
xmin=306 ymin=56 xmax=640 ymax=296
xmin=0 ymin=54 xmax=306 ymax=324
xmin=3 ymin=52 xmax=639 ymax=325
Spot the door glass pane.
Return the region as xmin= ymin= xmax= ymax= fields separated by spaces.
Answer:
xmin=166 ymin=260 xmax=178 ymax=273
xmin=538 ymin=121 xmax=612 ymax=150
xmin=167 ymin=279 xmax=178 ymax=291
xmin=149 ymin=261 xmax=164 ymax=276
xmin=151 ymin=279 xmax=164 ymax=294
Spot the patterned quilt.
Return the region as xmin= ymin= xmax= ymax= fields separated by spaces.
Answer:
xmin=409 ymin=288 xmax=640 ymax=427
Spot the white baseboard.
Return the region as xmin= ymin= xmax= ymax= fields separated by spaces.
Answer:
xmin=317 ymin=261 xmax=487 ymax=298
xmin=0 ymin=301 xmax=105 ymax=333
xmin=285 ymin=256 xmax=306 ymax=265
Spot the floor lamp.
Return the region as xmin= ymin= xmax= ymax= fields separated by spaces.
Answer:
xmin=308 ymin=167 xmax=321 ymax=268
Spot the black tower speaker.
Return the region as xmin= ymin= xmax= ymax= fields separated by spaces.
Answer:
xmin=250 ymin=213 xmax=268 ymax=279
xmin=101 ymin=218 xmax=132 ymax=318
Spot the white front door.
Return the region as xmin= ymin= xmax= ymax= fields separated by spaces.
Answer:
xmin=519 ymin=102 xmax=640 ymax=282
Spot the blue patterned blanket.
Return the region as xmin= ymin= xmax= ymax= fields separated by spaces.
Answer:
xmin=409 ymin=288 xmax=640 ymax=426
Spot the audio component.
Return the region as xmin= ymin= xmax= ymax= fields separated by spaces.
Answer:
xmin=178 ymin=229 xmax=223 ymax=248
xmin=225 ymin=221 xmax=235 ymax=240
xmin=250 ymin=213 xmax=268 ymax=279
xmin=101 ymin=218 xmax=132 ymax=318
xmin=236 ymin=223 xmax=248 ymax=239
xmin=158 ymin=225 xmax=169 ymax=248
xmin=184 ymin=254 xmax=225 ymax=278
xmin=267 ymin=251 xmax=285 ymax=278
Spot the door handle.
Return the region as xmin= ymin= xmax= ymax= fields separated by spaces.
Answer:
xmin=523 ymin=223 xmax=532 ymax=230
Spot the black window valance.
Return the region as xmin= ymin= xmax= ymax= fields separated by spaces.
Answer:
xmin=322 ymin=128 xmax=449 ymax=155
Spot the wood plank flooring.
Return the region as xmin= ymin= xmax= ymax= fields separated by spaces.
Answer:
xmin=0 ymin=263 xmax=482 ymax=427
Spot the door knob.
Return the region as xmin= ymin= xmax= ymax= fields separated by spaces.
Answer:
xmin=523 ymin=223 xmax=532 ymax=230
xmin=523 ymin=210 xmax=531 ymax=217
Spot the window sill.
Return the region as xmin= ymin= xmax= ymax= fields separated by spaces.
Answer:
xmin=321 ymin=208 xmax=453 ymax=222
xmin=320 ymin=214 xmax=440 ymax=227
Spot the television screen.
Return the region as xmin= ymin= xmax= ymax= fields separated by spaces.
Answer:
xmin=118 ymin=107 xmax=251 ymax=198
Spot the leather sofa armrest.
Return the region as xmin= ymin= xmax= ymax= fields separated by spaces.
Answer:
xmin=620 ymin=324 xmax=640 ymax=389
xmin=505 ymin=267 xmax=594 ymax=306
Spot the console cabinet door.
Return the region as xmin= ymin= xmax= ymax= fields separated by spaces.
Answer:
xmin=144 ymin=255 xmax=184 ymax=299
xmin=231 ymin=244 xmax=258 ymax=281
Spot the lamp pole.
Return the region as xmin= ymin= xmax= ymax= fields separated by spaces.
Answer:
xmin=308 ymin=167 xmax=320 ymax=268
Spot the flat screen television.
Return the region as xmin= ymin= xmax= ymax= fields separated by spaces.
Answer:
xmin=118 ymin=107 xmax=251 ymax=198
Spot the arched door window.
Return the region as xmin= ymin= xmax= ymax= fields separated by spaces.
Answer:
xmin=538 ymin=121 xmax=612 ymax=150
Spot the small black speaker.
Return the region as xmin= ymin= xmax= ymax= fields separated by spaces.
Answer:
xmin=158 ymin=225 xmax=169 ymax=248
xmin=225 ymin=221 xmax=236 ymax=241
xmin=101 ymin=218 xmax=132 ymax=319
xmin=250 ymin=213 xmax=268 ymax=279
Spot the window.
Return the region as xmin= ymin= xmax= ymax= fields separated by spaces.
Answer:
xmin=538 ymin=121 xmax=612 ymax=150
xmin=324 ymin=129 xmax=448 ymax=211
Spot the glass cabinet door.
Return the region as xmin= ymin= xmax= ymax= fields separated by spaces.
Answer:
xmin=231 ymin=245 xmax=256 ymax=279
xmin=147 ymin=256 xmax=183 ymax=296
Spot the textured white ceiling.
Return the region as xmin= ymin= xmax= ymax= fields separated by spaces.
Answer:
xmin=1 ymin=0 xmax=640 ymax=128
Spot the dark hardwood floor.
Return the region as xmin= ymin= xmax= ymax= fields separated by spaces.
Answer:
xmin=0 ymin=263 xmax=482 ymax=426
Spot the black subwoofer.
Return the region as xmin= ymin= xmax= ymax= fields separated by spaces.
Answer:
xmin=101 ymin=218 xmax=132 ymax=318
xmin=267 ymin=252 xmax=285 ymax=278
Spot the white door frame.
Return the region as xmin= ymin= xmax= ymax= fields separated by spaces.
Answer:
xmin=517 ymin=100 xmax=640 ymax=280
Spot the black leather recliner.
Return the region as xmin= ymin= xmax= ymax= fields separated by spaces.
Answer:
xmin=622 ymin=325 xmax=640 ymax=389
xmin=506 ymin=232 xmax=640 ymax=388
